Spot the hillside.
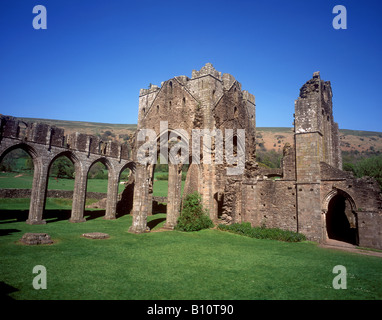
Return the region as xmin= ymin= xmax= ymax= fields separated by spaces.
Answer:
xmin=256 ymin=127 xmax=382 ymax=156
xmin=16 ymin=117 xmax=382 ymax=156
xmin=17 ymin=117 xmax=137 ymax=143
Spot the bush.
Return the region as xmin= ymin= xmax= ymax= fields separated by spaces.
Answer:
xmin=175 ymin=192 xmax=213 ymax=232
xmin=353 ymin=154 xmax=382 ymax=189
xmin=218 ymin=222 xmax=306 ymax=242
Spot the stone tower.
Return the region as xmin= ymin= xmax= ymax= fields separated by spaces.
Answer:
xmin=294 ymin=71 xmax=342 ymax=240
xmin=129 ymin=63 xmax=256 ymax=233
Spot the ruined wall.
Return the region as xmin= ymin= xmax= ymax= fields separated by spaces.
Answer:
xmin=320 ymin=166 xmax=382 ymax=249
xmin=294 ymin=72 xmax=341 ymax=169
xmin=0 ymin=188 xmax=107 ymax=200
xmin=0 ymin=115 xmax=134 ymax=225
xmin=132 ymin=63 xmax=256 ymax=228
xmin=0 ymin=115 xmax=131 ymax=160
xmin=293 ymin=72 xmax=331 ymax=241
xmin=241 ymin=180 xmax=297 ymax=231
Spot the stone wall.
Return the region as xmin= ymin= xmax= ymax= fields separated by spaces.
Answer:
xmin=0 ymin=115 xmax=131 ymax=160
xmin=130 ymin=63 xmax=257 ymax=232
xmin=0 ymin=188 xmax=107 ymax=200
xmin=242 ymin=180 xmax=297 ymax=231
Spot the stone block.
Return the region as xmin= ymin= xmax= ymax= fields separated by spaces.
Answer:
xmin=20 ymin=233 xmax=53 ymax=245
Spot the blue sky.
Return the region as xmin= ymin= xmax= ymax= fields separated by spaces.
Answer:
xmin=0 ymin=0 xmax=381 ymax=131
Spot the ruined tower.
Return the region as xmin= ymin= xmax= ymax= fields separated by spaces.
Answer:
xmin=128 ymin=65 xmax=381 ymax=250
xmin=294 ymin=71 xmax=342 ymax=240
xmin=129 ymin=63 xmax=256 ymax=233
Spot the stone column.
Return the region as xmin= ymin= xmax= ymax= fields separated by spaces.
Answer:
xmin=147 ymin=164 xmax=155 ymax=216
xmin=27 ymin=157 xmax=49 ymax=225
xmin=70 ymin=162 xmax=89 ymax=223
xmin=129 ymin=163 xmax=149 ymax=233
xmin=164 ymin=163 xmax=183 ymax=229
xmin=105 ymin=169 xmax=119 ymax=220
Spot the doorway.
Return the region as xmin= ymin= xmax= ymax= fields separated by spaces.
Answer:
xmin=326 ymin=193 xmax=358 ymax=245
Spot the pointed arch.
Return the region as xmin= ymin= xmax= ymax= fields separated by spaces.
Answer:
xmin=322 ymin=188 xmax=357 ymax=212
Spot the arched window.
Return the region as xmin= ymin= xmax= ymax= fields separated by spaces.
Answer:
xmin=234 ymin=106 xmax=238 ymax=118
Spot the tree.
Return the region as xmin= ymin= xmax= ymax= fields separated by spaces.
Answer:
xmin=175 ymin=192 xmax=213 ymax=232
xmin=50 ymin=157 xmax=74 ymax=179
xmin=353 ymin=154 xmax=382 ymax=189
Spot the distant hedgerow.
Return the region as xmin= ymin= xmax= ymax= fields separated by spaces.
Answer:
xmin=218 ymin=222 xmax=306 ymax=242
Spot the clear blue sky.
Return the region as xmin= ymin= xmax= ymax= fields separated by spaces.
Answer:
xmin=1 ymin=0 xmax=381 ymax=132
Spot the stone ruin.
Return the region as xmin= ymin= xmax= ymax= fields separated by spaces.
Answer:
xmin=129 ymin=63 xmax=382 ymax=249
xmin=0 ymin=115 xmax=134 ymax=224
xmin=20 ymin=233 xmax=53 ymax=245
xmin=1 ymin=63 xmax=381 ymax=250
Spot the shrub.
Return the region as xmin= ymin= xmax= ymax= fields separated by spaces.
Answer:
xmin=175 ymin=192 xmax=213 ymax=232
xmin=218 ymin=222 xmax=306 ymax=242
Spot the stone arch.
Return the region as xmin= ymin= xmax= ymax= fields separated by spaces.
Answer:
xmin=322 ymin=188 xmax=358 ymax=245
xmin=156 ymin=128 xmax=190 ymax=165
xmin=48 ymin=150 xmax=79 ymax=169
xmin=0 ymin=142 xmax=38 ymax=164
xmin=88 ymin=156 xmax=114 ymax=174
xmin=116 ymin=161 xmax=136 ymax=217
xmin=0 ymin=142 xmax=51 ymax=225
xmin=37 ymin=150 xmax=79 ymax=222
xmin=322 ymin=188 xmax=357 ymax=213
xmin=117 ymin=161 xmax=136 ymax=180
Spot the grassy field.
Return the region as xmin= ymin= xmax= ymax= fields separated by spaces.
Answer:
xmin=0 ymin=172 xmax=128 ymax=194
xmin=0 ymin=212 xmax=381 ymax=300
xmin=1 ymin=163 xmax=381 ymax=300
xmin=0 ymin=172 xmax=178 ymax=197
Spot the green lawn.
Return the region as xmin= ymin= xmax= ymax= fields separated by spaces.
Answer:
xmin=0 ymin=212 xmax=381 ymax=300
xmin=0 ymin=172 xmax=127 ymax=193
xmin=0 ymin=172 xmax=182 ymax=197
xmin=152 ymin=172 xmax=184 ymax=197
xmin=0 ymin=198 xmax=99 ymax=211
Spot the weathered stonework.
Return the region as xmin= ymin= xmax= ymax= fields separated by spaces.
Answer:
xmin=129 ymin=63 xmax=256 ymax=233
xmin=1 ymin=63 xmax=381 ymax=250
xmin=20 ymin=233 xmax=53 ymax=245
xmin=0 ymin=116 xmax=134 ymax=224
xmin=82 ymin=232 xmax=110 ymax=239
xmin=129 ymin=65 xmax=382 ymax=249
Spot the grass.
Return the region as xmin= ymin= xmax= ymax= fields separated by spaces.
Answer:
xmin=0 ymin=171 xmax=179 ymax=196
xmin=0 ymin=212 xmax=382 ymax=300
xmin=0 ymin=172 xmax=127 ymax=193
xmin=0 ymin=198 xmax=99 ymax=211
xmin=152 ymin=172 xmax=184 ymax=197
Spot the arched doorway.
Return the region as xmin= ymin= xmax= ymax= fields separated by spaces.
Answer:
xmin=325 ymin=191 xmax=358 ymax=245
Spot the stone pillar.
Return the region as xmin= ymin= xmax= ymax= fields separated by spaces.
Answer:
xmin=164 ymin=163 xmax=183 ymax=229
xmin=27 ymin=157 xmax=49 ymax=225
xmin=147 ymin=164 xmax=155 ymax=216
xmin=129 ymin=163 xmax=149 ymax=233
xmin=105 ymin=169 xmax=119 ymax=220
xmin=70 ymin=162 xmax=88 ymax=223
